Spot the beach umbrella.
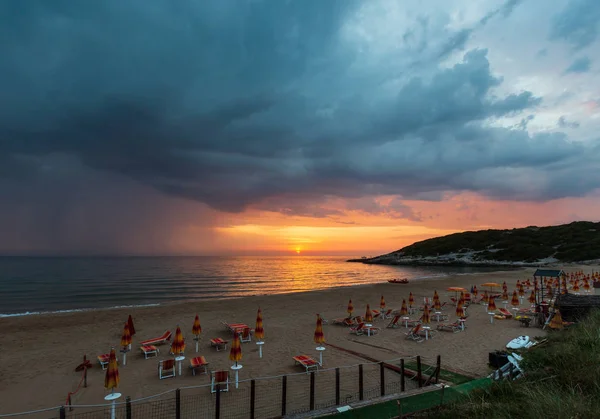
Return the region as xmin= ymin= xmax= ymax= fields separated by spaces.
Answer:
xmin=255 ymin=308 xmax=265 ymax=358
xmin=511 ymin=290 xmax=520 ymax=307
xmin=501 ymin=288 xmax=509 ymax=302
xmin=573 ymin=280 xmax=580 ymax=292
xmin=547 ymin=285 xmax=554 ymax=299
xmin=400 ymin=299 xmax=408 ymax=316
xmin=408 ymin=292 xmax=415 ymax=308
xmin=481 ymin=282 xmax=501 ymax=293
xmin=119 ymin=323 xmax=132 ymax=366
xmin=127 ymin=315 xmax=136 ymax=336
xmin=229 ymin=331 xmax=242 ymax=365
xmin=422 ymin=304 xmax=431 ymax=324
xmin=365 ymin=304 xmax=373 ymax=323
xmin=548 ymin=310 xmax=564 ymax=330
xmin=583 ymin=279 xmax=591 ymax=293
xmin=104 ymin=348 xmax=120 ymax=392
xmin=380 ymin=295 xmax=386 ymax=311
xmin=171 ymin=325 xmax=185 ymax=357
xmin=347 ymin=299 xmax=354 ymax=317
xmin=192 ymin=315 xmax=202 ymax=352
xmin=516 ymin=280 xmax=521 ymax=289
xmin=482 ymin=291 xmax=489 ymax=304
xmin=487 ymin=296 xmax=497 ymax=312
xmin=518 ymin=284 xmax=525 ymax=297
xmin=433 ymin=290 xmax=440 ymax=303
xmin=455 ymin=301 xmax=464 ymax=318
xmin=528 ymin=290 xmax=536 ymax=305
xmin=458 ymin=291 xmax=465 ymax=306
xmin=314 ymin=315 xmax=325 ymax=366
xmin=434 ymin=296 xmax=442 ymax=311
xmin=472 ymin=285 xmax=478 ymax=296
xmin=502 ymin=281 xmax=507 ymax=293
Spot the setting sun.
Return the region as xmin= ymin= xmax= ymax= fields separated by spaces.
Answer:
xmin=295 ymin=247 xmax=301 ymax=254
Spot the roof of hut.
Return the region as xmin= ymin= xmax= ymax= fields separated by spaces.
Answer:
xmin=533 ymin=269 xmax=564 ymax=278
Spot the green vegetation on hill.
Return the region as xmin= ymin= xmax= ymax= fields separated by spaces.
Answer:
xmin=423 ymin=310 xmax=600 ymax=418
xmin=384 ymin=221 xmax=600 ymax=263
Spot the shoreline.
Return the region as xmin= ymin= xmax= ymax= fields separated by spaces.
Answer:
xmin=347 ymin=258 xmax=599 ymax=268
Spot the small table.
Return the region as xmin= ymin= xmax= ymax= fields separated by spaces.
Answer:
xmin=422 ymin=326 xmax=431 ymax=340
xmin=488 ymin=312 xmax=495 ymax=324
xmin=231 ymin=364 xmax=243 ymax=389
xmin=316 ymin=346 xmax=326 ymax=366
xmin=433 ymin=312 xmax=443 ymax=322
xmin=175 ymin=356 xmax=185 ymax=376
xmin=365 ymin=323 xmax=373 ymax=336
xmin=402 ymin=316 xmax=410 ymax=327
xmin=459 ymin=318 xmax=466 ymax=331
xmin=256 ymin=341 xmax=264 ymax=358
xmin=210 ymin=338 xmax=228 ymax=351
xmin=104 ymin=393 xmax=122 ymax=419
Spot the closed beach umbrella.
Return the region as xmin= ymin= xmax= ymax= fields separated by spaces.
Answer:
xmin=501 ymin=288 xmax=509 ymax=301
xmin=518 ymin=283 xmax=525 ymax=297
xmin=487 ymin=296 xmax=497 ymax=312
xmin=409 ymin=292 xmax=415 ymax=307
xmin=472 ymin=285 xmax=478 ymax=296
xmin=482 ymin=291 xmax=489 ymax=304
xmin=171 ymin=325 xmax=185 ymax=356
xmin=127 ymin=315 xmax=136 ymax=336
xmin=365 ymin=304 xmax=373 ymax=323
xmin=529 ymin=290 xmax=536 ymax=305
xmin=549 ymin=310 xmax=564 ymax=330
xmin=583 ymin=279 xmax=590 ymax=292
xmin=400 ymin=299 xmax=408 ymax=316
xmin=229 ymin=331 xmax=242 ymax=366
xmin=192 ymin=315 xmax=202 ymax=352
xmin=573 ymin=280 xmax=580 ymax=292
xmin=347 ymin=299 xmax=354 ymax=317
xmin=516 ymin=280 xmax=521 ymax=289
xmin=380 ymin=295 xmax=386 ymax=310
xmin=314 ymin=315 xmax=325 ymax=345
xmin=458 ymin=291 xmax=465 ymax=306
xmin=422 ymin=304 xmax=431 ymax=324
xmin=433 ymin=290 xmax=440 ymax=303
xmin=434 ymin=297 xmax=442 ymax=311
xmin=511 ymin=290 xmax=520 ymax=307
xmin=255 ymin=308 xmax=265 ymax=358
xmin=456 ymin=301 xmax=464 ymax=318
xmin=502 ymin=281 xmax=507 ymax=293
xmin=120 ymin=323 xmax=132 ymax=366
xmin=104 ymin=348 xmax=119 ymax=393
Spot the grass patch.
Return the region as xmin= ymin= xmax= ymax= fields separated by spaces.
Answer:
xmin=421 ymin=309 xmax=600 ymax=418
xmin=402 ymin=362 xmax=473 ymax=385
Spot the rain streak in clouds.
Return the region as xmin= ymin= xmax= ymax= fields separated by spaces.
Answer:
xmin=1 ymin=0 xmax=600 ymax=254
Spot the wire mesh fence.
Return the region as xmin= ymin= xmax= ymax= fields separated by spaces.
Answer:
xmin=2 ymin=356 xmax=438 ymax=419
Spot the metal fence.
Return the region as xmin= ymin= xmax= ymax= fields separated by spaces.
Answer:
xmin=2 ymin=356 xmax=440 ymax=419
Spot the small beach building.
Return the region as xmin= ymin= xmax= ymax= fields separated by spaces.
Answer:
xmin=533 ymin=269 xmax=565 ymax=279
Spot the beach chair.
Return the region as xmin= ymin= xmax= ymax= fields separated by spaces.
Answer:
xmin=405 ymin=324 xmax=424 ymax=342
xmin=189 ymin=356 xmax=209 ymax=376
xmin=372 ymin=309 xmax=381 ymax=319
xmin=210 ymin=338 xmax=228 ymax=351
xmin=140 ymin=345 xmax=159 ymax=359
xmin=349 ymin=322 xmax=366 ymax=335
xmin=387 ymin=315 xmax=401 ymax=328
xmin=498 ymin=308 xmax=513 ymax=319
xmin=405 ymin=318 xmax=421 ymax=328
xmin=381 ymin=309 xmax=394 ymax=319
xmin=158 ymin=359 xmax=176 ymax=380
xmin=436 ymin=321 xmax=462 ymax=333
xmin=211 ymin=371 xmax=230 ymax=393
xmin=293 ymin=355 xmax=320 ymax=373
xmin=97 ymin=354 xmax=110 ymax=370
xmin=140 ymin=330 xmax=172 ymax=346
xmin=240 ymin=327 xmax=252 ymax=343
xmin=332 ymin=317 xmax=355 ymax=326
xmin=355 ymin=316 xmax=364 ymax=324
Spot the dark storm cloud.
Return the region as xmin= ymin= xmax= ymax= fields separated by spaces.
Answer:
xmin=1 ymin=0 xmax=599 ymax=226
xmin=550 ymin=0 xmax=600 ymax=49
xmin=564 ymin=56 xmax=592 ymax=73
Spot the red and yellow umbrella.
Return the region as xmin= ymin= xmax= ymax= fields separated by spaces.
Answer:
xmin=502 ymin=281 xmax=508 ymax=293
xmin=400 ymin=299 xmax=408 ymax=316
xmin=518 ymin=283 xmax=525 ymax=297
xmin=347 ymin=299 xmax=354 ymax=317
xmin=408 ymin=292 xmax=415 ymax=307
xmin=433 ymin=290 xmax=440 ymax=303
xmin=422 ymin=304 xmax=431 ymax=324
xmin=365 ymin=304 xmax=373 ymax=323
xmin=229 ymin=331 xmax=242 ymax=365
xmin=501 ymin=288 xmax=509 ymax=301
xmin=380 ymin=296 xmax=386 ymax=310
xmin=511 ymin=290 xmax=520 ymax=307
xmin=314 ymin=315 xmax=325 ymax=345
xmin=434 ymin=297 xmax=442 ymax=311
xmin=482 ymin=282 xmax=501 ymax=293
xmin=487 ymin=296 xmax=497 ymax=312
xmin=472 ymin=285 xmax=478 ymax=296
xmin=192 ymin=315 xmax=202 ymax=352
xmin=583 ymin=279 xmax=590 ymax=292
xmin=548 ymin=310 xmax=564 ymax=330
xmin=528 ymin=290 xmax=536 ymax=305
xmin=573 ymin=280 xmax=580 ymax=292
xmin=482 ymin=291 xmax=489 ymax=304
xmin=458 ymin=291 xmax=465 ymax=306
xmin=127 ymin=314 xmax=136 ymax=336
xmin=104 ymin=348 xmax=119 ymax=392
xmin=120 ymin=322 xmax=131 ymax=349
xmin=456 ymin=301 xmax=465 ymax=318
xmin=255 ymin=308 xmax=264 ymax=341
xmin=170 ymin=325 xmax=185 ymax=356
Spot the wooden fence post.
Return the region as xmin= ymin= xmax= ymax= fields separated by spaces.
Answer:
xmin=281 ymin=375 xmax=287 ymax=417
xmin=359 ymin=364 xmax=364 ymax=401
xmin=417 ymin=356 xmax=423 ymax=388
xmin=59 ymin=406 xmax=66 ymax=419
xmin=176 ymin=388 xmax=181 ymax=419
xmin=310 ymin=371 xmax=315 ymax=410
xmin=335 ymin=368 xmax=340 ymax=406
xmin=400 ymin=359 xmax=405 ymax=392
xmin=126 ymin=396 xmax=132 ymax=419
xmin=215 ymin=385 xmax=221 ymax=419
xmin=435 ymin=355 xmax=441 ymax=384
xmin=380 ymin=362 xmax=385 ymax=397
xmin=250 ymin=379 xmax=256 ymax=419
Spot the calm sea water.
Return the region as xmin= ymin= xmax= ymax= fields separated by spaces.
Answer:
xmin=0 ymin=256 xmax=502 ymax=316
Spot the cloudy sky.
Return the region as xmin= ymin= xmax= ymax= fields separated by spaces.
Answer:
xmin=1 ymin=0 xmax=599 ymax=256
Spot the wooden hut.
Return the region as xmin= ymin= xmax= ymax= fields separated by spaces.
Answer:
xmin=533 ymin=269 xmax=565 ymax=279
xmin=554 ymin=294 xmax=600 ymax=322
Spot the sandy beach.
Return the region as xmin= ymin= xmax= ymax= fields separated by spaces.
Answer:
xmin=1 ymin=266 xmax=593 ymax=415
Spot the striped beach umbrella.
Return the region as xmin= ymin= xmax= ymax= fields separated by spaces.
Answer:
xmin=528 ymin=290 xmax=536 ymax=305
xmin=573 ymin=280 xmax=580 ymax=292
xmin=472 ymin=285 xmax=478 ymax=297
xmin=482 ymin=291 xmax=489 ymax=304
xmin=502 ymin=281 xmax=507 ymax=293
xmin=255 ymin=308 xmax=264 ymax=341
xmin=120 ymin=322 xmax=132 ymax=365
xmin=229 ymin=331 xmax=242 ymax=366
xmin=314 ymin=315 xmax=325 ymax=345
xmin=408 ymin=292 xmax=415 ymax=307
xmin=192 ymin=315 xmax=202 ymax=352
xmin=104 ymin=348 xmax=119 ymax=393
xmin=434 ymin=296 xmax=442 ymax=311
xmin=487 ymin=296 xmax=497 ymax=312
xmin=518 ymin=283 xmax=525 ymax=297
xmin=583 ymin=279 xmax=590 ymax=293
xmin=365 ymin=304 xmax=373 ymax=323
xmin=458 ymin=291 xmax=465 ymax=306
xmin=422 ymin=304 xmax=431 ymax=324
xmin=347 ymin=299 xmax=354 ymax=317
xmin=501 ymin=288 xmax=509 ymax=301
xmin=548 ymin=310 xmax=564 ymax=330
xmin=400 ymin=299 xmax=408 ymax=316
xmin=170 ymin=325 xmax=185 ymax=356
xmin=127 ymin=315 xmax=136 ymax=336
xmin=456 ymin=301 xmax=465 ymax=318
xmin=380 ymin=296 xmax=386 ymax=310
xmin=511 ymin=290 xmax=520 ymax=307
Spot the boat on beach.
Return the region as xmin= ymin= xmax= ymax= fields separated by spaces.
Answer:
xmin=387 ymin=278 xmax=409 ymax=284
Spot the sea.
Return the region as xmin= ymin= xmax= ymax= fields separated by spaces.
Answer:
xmin=0 ymin=256 xmax=504 ymax=317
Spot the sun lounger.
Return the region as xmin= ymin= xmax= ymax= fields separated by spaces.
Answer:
xmin=97 ymin=354 xmax=110 ymax=370
xmin=332 ymin=317 xmax=355 ymax=326
xmin=436 ymin=321 xmax=462 ymax=333
xmin=223 ymin=322 xmax=248 ymax=334
xmin=211 ymin=371 xmax=229 ymax=393
xmin=140 ymin=330 xmax=172 ymax=346
xmin=354 ymin=316 xmax=364 ymax=324
xmin=140 ymin=345 xmax=159 ymax=359
xmin=405 ymin=324 xmax=425 ymax=342
xmin=380 ymin=309 xmax=393 ymax=319
xmin=158 ymin=359 xmax=176 ymax=379
xmin=405 ymin=318 xmax=421 ymax=328
xmin=498 ymin=308 xmax=513 ymax=319
xmin=210 ymin=338 xmax=228 ymax=351
xmin=350 ymin=322 xmax=366 ymax=335
xmin=387 ymin=315 xmax=401 ymax=328
xmin=293 ymin=355 xmax=320 ymax=373
xmin=189 ymin=356 xmax=209 ymax=376
xmin=372 ymin=309 xmax=381 ymax=319
xmin=240 ymin=327 xmax=252 ymax=343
